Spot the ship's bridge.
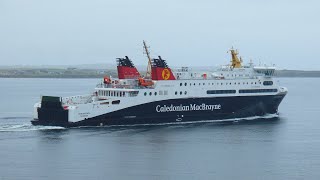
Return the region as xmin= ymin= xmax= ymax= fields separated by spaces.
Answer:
xmin=96 ymin=88 xmax=140 ymax=99
xmin=253 ymin=66 xmax=276 ymax=77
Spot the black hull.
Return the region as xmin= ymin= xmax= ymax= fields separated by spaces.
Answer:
xmin=31 ymin=94 xmax=286 ymax=127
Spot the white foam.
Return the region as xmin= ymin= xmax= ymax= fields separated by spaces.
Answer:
xmin=0 ymin=124 xmax=65 ymax=132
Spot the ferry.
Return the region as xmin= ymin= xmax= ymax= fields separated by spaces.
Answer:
xmin=31 ymin=41 xmax=288 ymax=127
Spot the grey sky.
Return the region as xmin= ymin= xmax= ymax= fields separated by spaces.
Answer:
xmin=0 ymin=0 xmax=319 ymax=70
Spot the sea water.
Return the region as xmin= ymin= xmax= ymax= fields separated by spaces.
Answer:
xmin=0 ymin=78 xmax=319 ymax=180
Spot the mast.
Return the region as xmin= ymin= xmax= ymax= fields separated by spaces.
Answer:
xmin=143 ymin=40 xmax=152 ymax=78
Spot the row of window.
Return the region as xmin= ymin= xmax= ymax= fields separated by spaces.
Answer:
xmin=144 ymin=91 xmax=188 ymax=96
xmin=175 ymin=91 xmax=187 ymax=95
xmin=99 ymin=90 xmax=139 ymax=97
xmin=225 ymin=74 xmax=249 ymax=77
xmin=206 ymin=89 xmax=278 ymax=94
xmin=143 ymin=88 xmax=278 ymax=96
xmin=99 ymin=100 xmax=120 ymax=105
xmin=179 ymin=81 xmax=273 ymax=86
xmin=144 ymin=90 xmax=169 ymax=96
xmin=207 ymin=90 xmax=236 ymax=94
xmin=99 ymin=90 xmax=126 ymax=97
xmin=239 ymin=89 xmax=278 ymax=93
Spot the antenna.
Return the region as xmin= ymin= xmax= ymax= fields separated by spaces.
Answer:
xmin=143 ymin=40 xmax=152 ymax=78
xmin=249 ymin=59 xmax=253 ymax=67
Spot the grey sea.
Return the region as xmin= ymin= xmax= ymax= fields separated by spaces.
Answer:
xmin=0 ymin=78 xmax=319 ymax=180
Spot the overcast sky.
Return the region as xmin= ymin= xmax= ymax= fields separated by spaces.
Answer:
xmin=0 ymin=0 xmax=319 ymax=70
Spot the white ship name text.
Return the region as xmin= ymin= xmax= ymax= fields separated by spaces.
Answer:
xmin=156 ymin=103 xmax=221 ymax=112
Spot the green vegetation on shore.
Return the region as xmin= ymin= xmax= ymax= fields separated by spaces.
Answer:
xmin=0 ymin=68 xmax=319 ymax=78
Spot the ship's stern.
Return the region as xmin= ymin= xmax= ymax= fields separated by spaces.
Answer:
xmin=31 ymin=96 xmax=69 ymax=127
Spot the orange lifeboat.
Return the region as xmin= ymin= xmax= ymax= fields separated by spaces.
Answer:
xmin=138 ymin=77 xmax=154 ymax=87
xmin=103 ymin=76 xmax=111 ymax=84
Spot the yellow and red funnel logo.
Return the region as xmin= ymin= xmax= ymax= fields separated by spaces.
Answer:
xmin=152 ymin=67 xmax=176 ymax=80
xmin=162 ymin=68 xmax=171 ymax=80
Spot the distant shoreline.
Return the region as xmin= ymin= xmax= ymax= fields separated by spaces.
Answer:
xmin=1 ymin=69 xmax=320 ymax=78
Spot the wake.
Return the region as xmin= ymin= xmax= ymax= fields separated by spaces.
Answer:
xmin=0 ymin=114 xmax=279 ymax=131
xmin=0 ymin=123 xmax=65 ymax=132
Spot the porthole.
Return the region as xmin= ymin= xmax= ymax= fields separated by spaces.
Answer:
xmin=180 ymin=91 xmax=182 ymax=95
xmin=154 ymin=92 xmax=157 ymax=96
xmin=199 ymin=83 xmax=201 ymax=85
xmin=184 ymin=91 xmax=187 ymax=95
xmin=203 ymin=83 xmax=205 ymax=85
xmin=144 ymin=92 xmax=147 ymax=96
xmin=185 ymin=83 xmax=187 ymax=86
xmin=149 ymin=92 xmax=152 ymax=96
xmin=194 ymin=83 xmax=196 ymax=86
xmin=180 ymin=83 xmax=182 ymax=86
xmin=175 ymin=91 xmax=178 ymax=95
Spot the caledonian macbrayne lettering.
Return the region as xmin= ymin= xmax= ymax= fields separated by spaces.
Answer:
xmin=156 ymin=103 xmax=221 ymax=112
